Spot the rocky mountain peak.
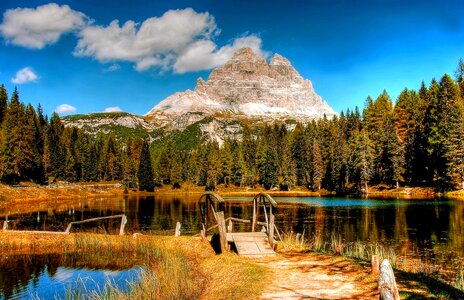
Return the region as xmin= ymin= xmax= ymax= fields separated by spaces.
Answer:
xmin=146 ymin=47 xmax=337 ymax=126
xmin=270 ymin=53 xmax=292 ymax=66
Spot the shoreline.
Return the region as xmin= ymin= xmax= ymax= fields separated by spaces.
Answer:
xmin=0 ymin=183 xmax=463 ymax=208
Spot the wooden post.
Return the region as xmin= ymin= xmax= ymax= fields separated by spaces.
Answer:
xmin=174 ymin=221 xmax=181 ymax=237
xmin=119 ymin=215 xmax=127 ymax=236
xmin=371 ymin=255 xmax=380 ymax=275
xmin=252 ymin=197 xmax=257 ymax=232
xmin=216 ymin=211 xmax=228 ymax=253
xmin=379 ymin=259 xmax=400 ymax=300
xmin=227 ymin=219 xmax=233 ymax=233
xmin=200 ymin=224 xmax=207 ymax=242
xmin=268 ymin=214 xmax=275 ymax=246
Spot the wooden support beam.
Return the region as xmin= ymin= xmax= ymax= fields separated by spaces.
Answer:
xmin=216 ymin=211 xmax=228 ymax=253
xmin=379 ymin=259 xmax=400 ymax=300
xmin=227 ymin=219 xmax=233 ymax=233
xmin=200 ymin=224 xmax=207 ymax=242
xmin=371 ymin=255 xmax=380 ymax=275
xmin=174 ymin=221 xmax=181 ymax=237
xmin=269 ymin=214 xmax=275 ymax=246
xmin=252 ymin=196 xmax=257 ymax=232
xmin=119 ymin=215 xmax=127 ymax=236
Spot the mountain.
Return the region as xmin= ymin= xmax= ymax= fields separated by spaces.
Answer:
xmin=145 ymin=47 xmax=336 ymax=128
xmin=64 ymin=48 xmax=336 ymax=145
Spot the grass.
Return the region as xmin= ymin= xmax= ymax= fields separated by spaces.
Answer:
xmin=0 ymin=232 xmax=266 ymax=300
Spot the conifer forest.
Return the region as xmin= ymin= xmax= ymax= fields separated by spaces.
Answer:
xmin=1 ymin=61 xmax=464 ymax=193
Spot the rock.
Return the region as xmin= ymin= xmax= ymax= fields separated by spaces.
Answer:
xmin=146 ymin=47 xmax=336 ymax=124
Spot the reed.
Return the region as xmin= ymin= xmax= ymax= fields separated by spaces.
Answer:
xmin=0 ymin=232 xmax=267 ymax=299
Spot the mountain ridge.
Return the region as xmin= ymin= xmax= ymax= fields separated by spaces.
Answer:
xmin=145 ymin=47 xmax=336 ymax=128
xmin=64 ymin=48 xmax=337 ymax=144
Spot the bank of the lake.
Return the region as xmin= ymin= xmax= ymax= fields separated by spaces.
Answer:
xmin=4 ymin=182 xmax=464 ymax=205
xmin=1 ymin=231 xmax=463 ymax=299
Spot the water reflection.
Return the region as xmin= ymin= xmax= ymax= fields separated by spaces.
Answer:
xmin=0 ymin=253 xmax=142 ymax=300
xmin=0 ymin=196 xmax=462 ymax=264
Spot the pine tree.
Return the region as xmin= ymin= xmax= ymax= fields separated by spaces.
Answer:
xmin=291 ymin=123 xmax=310 ymax=186
xmin=206 ymin=142 xmax=222 ymax=189
xmin=157 ymin=139 xmax=174 ymax=184
xmin=45 ymin=113 xmax=65 ymax=181
xmin=220 ymin=139 xmax=234 ymax=186
xmin=0 ymin=84 xmax=7 ymax=125
xmin=170 ymin=152 xmax=183 ymax=189
xmin=349 ymin=129 xmax=374 ymax=193
xmin=311 ymin=140 xmax=324 ymax=190
xmin=137 ymin=139 xmax=155 ymax=192
xmin=257 ymin=141 xmax=278 ymax=190
xmin=0 ymin=88 xmax=27 ymax=183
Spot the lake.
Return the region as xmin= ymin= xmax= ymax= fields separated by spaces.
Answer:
xmin=0 ymin=194 xmax=463 ymax=298
xmin=0 ymin=253 xmax=143 ymax=300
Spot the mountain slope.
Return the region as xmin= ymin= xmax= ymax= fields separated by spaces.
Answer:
xmin=145 ymin=48 xmax=336 ymax=127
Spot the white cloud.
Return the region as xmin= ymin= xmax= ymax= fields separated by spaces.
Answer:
xmin=173 ymin=35 xmax=266 ymax=73
xmin=55 ymin=104 xmax=76 ymax=115
xmin=104 ymin=106 xmax=123 ymax=112
xmin=1 ymin=4 xmax=266 ymax=73
xmin=11 ymin=67 xmax=38 ymax=84
xmin=74 ymin=8 xmax=217 ymax=71
xmin=103 ymin=64 xmax=121 ymax=72
xmin=0 ymin=3 xmax=88 ymax=49
xmin=74 ymin=8 xmax=265 ymax=73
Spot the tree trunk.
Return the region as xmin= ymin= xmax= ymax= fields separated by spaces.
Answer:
xmin=364 ymin=182 xmax=369 ymax=194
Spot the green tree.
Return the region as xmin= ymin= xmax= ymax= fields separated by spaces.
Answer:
xmin=291 ymin=123 xmax=310 ymax=186
xmin=349 ymin=129 xmax=375 ymax=193
xmin=0 ymin=84 xmax=7 ymax=125
xmin=137 ymin=140 xmax=155 ymax=192
xmin=310 ymin=140 xmax=324 ymax=190
xmin=0 ymin=89 xmax=28 ymax=183
xmin=257 ymin=141 xmax=278 ymax=190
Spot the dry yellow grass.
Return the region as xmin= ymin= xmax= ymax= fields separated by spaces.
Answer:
xmin=0 ymin=231 xmax=266 ymax=300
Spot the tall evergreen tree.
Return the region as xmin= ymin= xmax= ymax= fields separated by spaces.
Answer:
xmin=257 ymin=141 xmax=278 ymax=190
xmin=137 ymin=140 xmax=155 ymax=192
xmin=0 ymin=84 xmax=7 ymax=125
xmin=311 ymin=140 xmax=324 ymax=190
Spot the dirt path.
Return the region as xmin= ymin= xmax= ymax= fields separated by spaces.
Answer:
xmin=255 ymin=253 xmax=379 ymax=299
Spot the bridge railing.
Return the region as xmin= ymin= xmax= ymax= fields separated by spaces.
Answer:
xmin=199 ymin=192 xmax=285 ymax=252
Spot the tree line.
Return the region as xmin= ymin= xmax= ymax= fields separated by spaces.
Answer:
xmin=1 ymin=60 xmax=463 ymax=192
xmin=155 ymin=61 xmax=464 ymax=192
xmin=0 ymin=85 xmax=154 ymax=191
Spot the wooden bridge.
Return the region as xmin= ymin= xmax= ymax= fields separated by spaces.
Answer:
xmin=198 ymin=192 xmax=283 ymax=257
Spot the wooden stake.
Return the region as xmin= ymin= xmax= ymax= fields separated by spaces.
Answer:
xmin=201 ymin=224 xmax=207 ymax=242
xmin=379 ymin=259 xmax=400 ymax=300
xmin=227 ymin=219 xmax=233 ymax=233
xmin=269 ymin=214 xmax=275 ymax=247
xmin=216 ymin=211 xmax=228 ymax=253
xmin=371 ymin=255 xmax=380 ymax=275
xmin=175 ymin=221 xmax=181 ymax=237
xmin=119 ymin=215 xmax=127 ymax=236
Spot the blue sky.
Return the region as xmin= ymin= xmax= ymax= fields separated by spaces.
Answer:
xmin=0 ymin=0 xmax=463 ymax=116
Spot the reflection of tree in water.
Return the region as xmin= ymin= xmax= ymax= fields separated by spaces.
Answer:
xmin=0 ymin=253 xmax=138 ymax=299
xmin=0 ymin=254 xmax=61 ymax=299
xmin=405 ymin=203 xmax=450 ymax=262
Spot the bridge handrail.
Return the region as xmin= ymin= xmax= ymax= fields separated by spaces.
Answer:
xmin=199 ymin=191 xmax=225 ymax=204
xmin=253 ymin=192 xmax=277 ymax=207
